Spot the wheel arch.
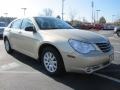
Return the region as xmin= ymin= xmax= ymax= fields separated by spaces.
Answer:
xmin=3 ymin=36 xmax=8 ymax=40
xmin=38 ymin=43 xmax=63 ymax=61
xmin=38 ymin=43 xmax=66 ymax=70
xmin=38 ymin=43 xmax=66 ymax=75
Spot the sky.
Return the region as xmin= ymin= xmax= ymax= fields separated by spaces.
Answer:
xmin=0 ymin=0 xmax=120 ymax=22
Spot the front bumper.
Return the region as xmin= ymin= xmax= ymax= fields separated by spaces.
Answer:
xmin=62 ymin=49 xmax=114 ymax=74
xmin=80 ymin=60 xmax=111 ymax=74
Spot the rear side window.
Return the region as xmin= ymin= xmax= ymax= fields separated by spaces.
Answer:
xmin=10 ymin=19 xmax=22 ymax=29
xmin=21 ymin=19 xmax=34 ymax=30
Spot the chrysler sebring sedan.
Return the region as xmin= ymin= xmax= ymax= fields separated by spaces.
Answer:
xmin=3 ymin=17 xmax=114 ymax=75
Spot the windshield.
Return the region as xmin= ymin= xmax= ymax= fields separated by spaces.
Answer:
xmin=35 ymin=17 xmax=74 ymax=30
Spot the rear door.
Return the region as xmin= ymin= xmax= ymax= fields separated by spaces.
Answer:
xmin=8 ymin=19 xmax=23 ymax=50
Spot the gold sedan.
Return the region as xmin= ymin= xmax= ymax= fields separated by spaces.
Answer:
xmin=3 ymin=17 xmax=114 ymax=76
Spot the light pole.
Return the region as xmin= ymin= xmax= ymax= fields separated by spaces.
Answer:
xmin=4 ymin=12 xmax=8 ymax=25
xmin=96 ymin=10 xmax=101 ymax=23
xmin=112 ymin=15 xmax=115 ymax=23
xmin=21 ymin=8 xmax=27 ymax=16
xmin=62 ymin=0 xmax=65 ymax=20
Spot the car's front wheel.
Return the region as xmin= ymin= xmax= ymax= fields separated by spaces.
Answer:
xmin=117 ymin=31 xmax=120 ymax=37
xmin=41 ymin=47 xmax=65 ymax=76
xmin=4 ymin=38 xmax=13 ymax=54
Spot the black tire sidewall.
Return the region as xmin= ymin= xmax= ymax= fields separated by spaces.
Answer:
xmin=4 ymin=38 xmax=13 ymax=53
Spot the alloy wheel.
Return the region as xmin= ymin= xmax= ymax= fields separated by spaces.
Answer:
xmin=43 ymin=52 xmax=57 ymax=73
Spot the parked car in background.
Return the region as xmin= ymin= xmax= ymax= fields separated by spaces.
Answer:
xmin=3 ymin=17 xmax=114 ymax=76
xmin=103 ymin=24 xmax=115 ymax=30
xmin=114 ymin=26 xmax=120 ymax=37
xmin=79 ymin=23 xmax=93 ymax=30
xmin=72 ymin=23 xmax=103 ymax=30
xmin=93 ymin=24 xmax=103 ymax=30
xmin=0 ymin=22 xmax=6 ymax=37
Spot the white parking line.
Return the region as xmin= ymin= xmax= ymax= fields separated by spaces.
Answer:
xmin=94 ymin=73 xmax=120 ymax=83
xmin=0 ymin=62 xmax=19 ymax=71
xmin=115 ymin=51 xmax=120 ymax=54
xmin=0 ymin=71 xmax=40 ymax=74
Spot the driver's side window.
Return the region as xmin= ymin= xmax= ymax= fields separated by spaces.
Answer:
xmin=21 ymin=19 xmax=34 ymax=30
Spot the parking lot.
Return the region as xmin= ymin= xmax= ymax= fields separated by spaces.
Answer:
xmin=0 ymin=30 xmax=120 ymax=90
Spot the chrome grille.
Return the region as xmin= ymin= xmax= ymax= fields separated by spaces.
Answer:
xmin=96 ymin=42 xmax=111 ymax=53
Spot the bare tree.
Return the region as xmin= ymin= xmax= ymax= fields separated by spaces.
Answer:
xmin=43 ymin=8 xmax=53 ymax=16
xmin=114 ymin=19 xmax=120 ymax=26
xmin=69 ymin=10 xmax=77 ymax=24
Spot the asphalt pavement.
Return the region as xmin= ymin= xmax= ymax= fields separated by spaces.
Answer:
xmin=0 ymin=30 xmax=120 ymax=90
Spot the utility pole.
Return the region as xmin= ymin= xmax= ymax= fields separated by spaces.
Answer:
xmin=96 ymin=10 xmax=101 ymax=23
xmin=112 ymin=15 xmax=115 ymax=23
xmin=21 ymin=8 xmax=27 ymax=16
xmin=91 ymin=1 xmax=94 ymax=25
xmin=62 ymin=0 xmax=65 ymax=20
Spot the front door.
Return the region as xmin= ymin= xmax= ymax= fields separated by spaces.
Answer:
xmin=18 ymin=18 xmax=39 ymax=58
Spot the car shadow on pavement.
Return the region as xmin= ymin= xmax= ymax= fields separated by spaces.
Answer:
xmin=10 ymin=50 xmax=120 ymax=90
xmin=96 ymin=63 xmax=120 ymax=79
xmin=11 ymin=50 xmax=45 ymax=73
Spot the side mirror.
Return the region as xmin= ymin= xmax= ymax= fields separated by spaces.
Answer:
xmin=25 ymin=26 xmax=36 ymax=32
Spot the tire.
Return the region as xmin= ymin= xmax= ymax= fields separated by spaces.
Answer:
xmin=117 ymin=31 xmax=120 ymax=37
xmin=41 ymin=46 xmax=65 ymax=76
xmin=4 ymin=38 xmax=13 ymax=54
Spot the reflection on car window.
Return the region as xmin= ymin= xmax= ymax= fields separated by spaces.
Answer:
xmin=35 ymin=17 xmax=73 ymax=30
xmin=21 ymin=19 xmax=34 ymax=30
xmin=10 ymin=19 xmax=22 ymax=29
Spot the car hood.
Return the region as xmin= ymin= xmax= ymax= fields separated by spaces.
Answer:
xmin=38 ymin=29 xmax=108 ymax=44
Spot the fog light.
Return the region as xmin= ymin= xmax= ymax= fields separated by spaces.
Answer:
xmin=85 ymin=68 xmax=93 ymax=74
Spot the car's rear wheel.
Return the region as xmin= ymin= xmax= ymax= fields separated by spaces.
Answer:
xmin=4 ymin=38 xmax=13 ymax=54
xmin=41 ymin=46 xmax=65 ymax=76
xmin=117 ymin=31 xmax=120 ymax=37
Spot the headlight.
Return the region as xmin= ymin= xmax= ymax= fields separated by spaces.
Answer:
xmin=69 ymin=39 xmax=96 ymax=54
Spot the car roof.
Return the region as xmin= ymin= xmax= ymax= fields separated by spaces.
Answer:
xmin=14 ymin=16 xmax=57 ymax=21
